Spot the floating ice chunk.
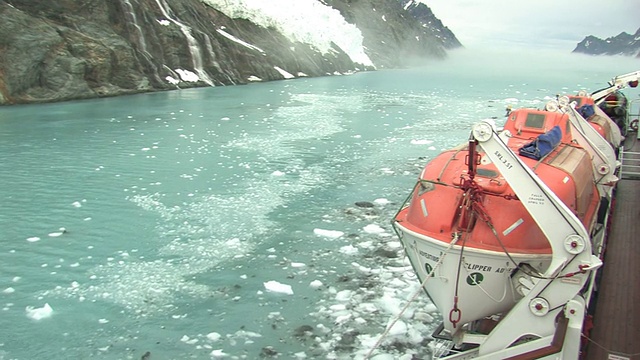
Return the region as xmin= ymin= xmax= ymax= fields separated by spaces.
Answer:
xmin=358 ymin=241 xmax=374 ymax=249
xmin=410 ymin=139 xmax=433 ymax=145
xmin=414 ymin=311 xmax=434 ymax=323
xmin=25 ymin=303 xmax=53 ymax=320
xmin=263 ymin=280 xmax=293 ymax=295
xmin=373 ymin=198 xmax=390 ymax=205
xmin=291 ymin=262 xmax=305 ymax=268
xmin=98 ymin=318 xmax=109 ymax=324
xmin=210 ymin=349 xmax=228 ymax=358
xmin=363 ymin=224 xmax=385 ymax=234
xmin=357 ymin=302 xmax=378 ymax=313
xmin=26 ymin=237 xmax=40 ymax=242
xmin=335 ymin=313 xmax=351 ymax=324
xmin=309 ymin=280 xmax=323 ymax=288
xmin=48 ymin=228 xmax=66 ymax=237
xmin=424 ymin=303 xmax=438 ymax=313
xmin=271 ymin=170 xmax=285 ymax=176
xmin=339 ymin=245 xmax=358 ymax=255
xmin=220 ymin=117 xmax=230 ymax=121
xmin=3 ymin=287 xmax=15 ymax=294
xmin=386 ymin=319 xmax=407 ymax=336
xmin=428 ymin=146 xmax=436 ymax=150
xmin=207 ymin=332 xmax=222 ymax=342
xmin=181 ymin=335 xmax=198 ymax=344
xmin=294 ymin=352 xmax=307 ymax=359
xmin=313 ymin=228 xmax=344 ymax=239
xmin=72 ymin=201 xmax=82 ymax=208
xmin=335 ymin=290 xmax=352 ymax=302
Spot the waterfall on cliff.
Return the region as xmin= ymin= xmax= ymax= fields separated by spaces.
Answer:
xmin=153 ymin=0 xmax=215 ymax=86
xmin=121 ymin=0 xmax=149 ymax=54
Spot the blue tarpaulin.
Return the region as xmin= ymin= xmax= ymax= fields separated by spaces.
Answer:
xmin=519 ymin=125 xmax=562 ymax=160
xmin=578 ymin=105 xmax=595 ymax=119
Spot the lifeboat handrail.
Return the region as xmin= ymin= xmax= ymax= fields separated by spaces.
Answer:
xmin=468 ymin=121 xmax=603 ymax=356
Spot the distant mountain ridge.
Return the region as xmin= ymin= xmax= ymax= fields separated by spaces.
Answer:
xmin=573 ymin=28 xmax=640 ymax=57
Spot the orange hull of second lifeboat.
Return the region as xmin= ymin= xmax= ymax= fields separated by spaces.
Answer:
xmin=394 ymin=109 xmax=600 ymax=334
xmin=569 ymin=95 xmax=618 ymax=147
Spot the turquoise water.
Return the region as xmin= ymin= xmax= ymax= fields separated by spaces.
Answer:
xmin=0 ymin=49 xmax=638 ymax=360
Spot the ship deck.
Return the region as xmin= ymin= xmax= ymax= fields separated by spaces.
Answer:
xmin=584 ymin=134 xmax=640 ymax=360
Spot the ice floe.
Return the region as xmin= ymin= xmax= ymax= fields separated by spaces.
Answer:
xmin=263 ymin=280 xmax=293 ymax=295
xmin=313 ymin=228 xmax=344 ymax=239
xmin=25 ymin=303 xmax=53 ymax=320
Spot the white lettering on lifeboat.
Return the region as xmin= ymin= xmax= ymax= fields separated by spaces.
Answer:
xmin=418 ymin=250 xmax=441 ymax=262
xmin=466 ymin=263 xmax=492 ymax=272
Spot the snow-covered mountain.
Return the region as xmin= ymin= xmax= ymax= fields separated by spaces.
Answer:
xmin=573 ymin=28 xmax=640 ymax=57
xmin=0 ymin=0 xmax=461 ymax=105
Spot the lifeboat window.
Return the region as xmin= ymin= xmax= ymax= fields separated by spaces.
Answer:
xmin=476 ymin=168 xmax=497 ymax=178
xmin=525 ymin=113 xmax=546 ymax=129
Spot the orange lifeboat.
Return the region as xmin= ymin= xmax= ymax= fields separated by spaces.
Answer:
xmin=567 ymin=94 xmax=620 ymax=148
xmin=393 ymin=107 xmax=605 ymax=353
xmin=392 ymin=71 xmax=638 ymax=359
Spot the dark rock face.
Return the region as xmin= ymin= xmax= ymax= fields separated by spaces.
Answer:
xmin=573 ymin=28 xmax=640 ymax=57
xmin=399 ymin=0 xmax=461 ymax=50
xmin=0 ymin=0 xmax=461 ymax=105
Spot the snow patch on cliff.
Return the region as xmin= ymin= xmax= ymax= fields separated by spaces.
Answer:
xmin=199 ymin=0 xmax=374 ymax=67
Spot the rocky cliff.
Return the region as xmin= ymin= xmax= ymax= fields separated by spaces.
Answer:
xmin=0 ymin=0 xmax=461 ymax=105
xmin=572 ymin=28 xmax=640 ymax=57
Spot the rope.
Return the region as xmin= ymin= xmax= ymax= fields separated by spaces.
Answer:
xmin=363 ymin=233 xmax=460 ymax=359
xmin=582 ymin=334 xmax=640 ymax=358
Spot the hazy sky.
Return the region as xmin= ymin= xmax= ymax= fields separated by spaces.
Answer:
xmin=421 ymin=1 xmax=639 ymax=50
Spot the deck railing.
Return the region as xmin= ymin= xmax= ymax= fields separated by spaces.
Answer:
xmin=620 ymin=145 xmax=640 ymax=180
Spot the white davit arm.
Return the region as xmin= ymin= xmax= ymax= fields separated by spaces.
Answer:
xmin=469 ymin=122 xmax=602 ymax=356
xmin=591 ymin=70 xmax=640 ymax=104
xmin=561 ymin=104 xmax=618 ymax=189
